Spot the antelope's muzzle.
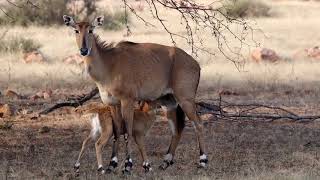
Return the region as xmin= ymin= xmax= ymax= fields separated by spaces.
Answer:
xmin=80 ymin=48 xmax=89 ymax=56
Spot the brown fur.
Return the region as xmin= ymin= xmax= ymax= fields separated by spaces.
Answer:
xmin=74 ymin=102 xmax=156 ymax=172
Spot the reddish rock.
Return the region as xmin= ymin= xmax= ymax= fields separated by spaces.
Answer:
xmin=23 ymin=51 xmax=46 ymax=64
xmin=5 ymin=90 xmax=20 ymax=99
xmin=305 ymin=46 xmax=320 ymax=60
xmin=219 ymin=90 xmax=240 ymax=96
xmin=30 ymin=95 xmax=40 ymax=101
xmin=0 ymin=104 xmax=14 ymax=117
xmin=31 ymin=89 xmax=53 ymax=100
xmin=46 ymin=89 xmax=53 ymax=96
xmin=36 ymin=92 xmax=44 ymax=98
xmin=251 ymin=48 xmax=280 ymax=63
xmin=63 ymin=54 xmax=83 ymax=65
xmin=43 ymin=92 xmax=51 ymax=99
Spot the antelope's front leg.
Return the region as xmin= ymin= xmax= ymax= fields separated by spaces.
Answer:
xmin=106 ymin=105 xmax=122 ymax=173
xmin=95 ymin=125 xmax=113 ymax=174
xmin=134 ymin=133 xmax=152 ymax=173
xmin=121 ymin=99 xmax=135 ymax=174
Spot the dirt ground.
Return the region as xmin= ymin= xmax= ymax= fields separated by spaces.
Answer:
xmin=1 ymin=91 xmax=320 ymax=180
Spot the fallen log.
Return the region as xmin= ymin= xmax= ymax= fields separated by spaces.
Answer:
xmin=38 ymin=88 xmax=320 ymax=123
xmin=39 ymin=87 xmax=99 ymax=115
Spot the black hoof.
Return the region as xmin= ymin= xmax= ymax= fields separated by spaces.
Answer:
xmin=198 ymin=157 xmax=208 ymax=168
xmin=105 ymin=168 xmax=112 ymax=174
xmin=74 ymin=164 xmax=80 ymax=174
xmin=123 ymin=158 xmax=133 ymax=175
xmin=74 ymin=172 xmax=80 ymax=178
xmin=143 ymin=162 xmax=152 ymax=173
xmin=106 ymin=161 xmax=118 ymax=174
xmin=122 ymin=169 xmax=131 ymax=175
xmin=159 ymin=160 xmax=174 ymax=170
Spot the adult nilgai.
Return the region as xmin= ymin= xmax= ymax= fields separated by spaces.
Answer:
xmin=63 ymin=15 xmax=208 ymax=173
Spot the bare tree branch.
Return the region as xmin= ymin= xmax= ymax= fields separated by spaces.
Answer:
xmin=120 ymin=0 xmax=260 ymax=65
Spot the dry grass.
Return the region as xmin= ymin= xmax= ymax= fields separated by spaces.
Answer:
xmin=1 ymin=1 xmax=320 ymax=94
xmin=1 ymin=0 xmax=320 ymax=179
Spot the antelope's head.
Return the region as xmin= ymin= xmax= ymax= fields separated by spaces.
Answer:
xmin=63 ymin=15 xmax=104 ymax=56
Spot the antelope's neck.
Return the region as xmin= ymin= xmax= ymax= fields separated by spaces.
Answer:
xmin=84 ymin=39 xmax=112 ymax=85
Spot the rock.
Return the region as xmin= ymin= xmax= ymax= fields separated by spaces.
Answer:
xmin=29 ymin=95 xmax=40 ymax=101
xmin=35 ymin=91 xmax=44 ymax=98
xmin=23 ymin=51 xmax=46 ymax=64
xmin=38 ymin=126 xmax=50 ymax=133
xmin=5 ymin=90 xmax=20 ymax=99
xmin=219 ymin=89 xmax=240 ymax=96
xmin=43 ymin=92 xmax=51 ymax=99
xmin=305 ymin=46 xmax=320 ymax=60
xmin=0 ymin=104 xmax=14 ymax=117
xmin=33 ymin=89 xmax=53 ymax=100
xmin=46 ymin=89 xmax=53 ymax=96
xmin=62 ymin=54 xmax=83 ymax=65
xmin=251 ymin=48 xmax=280 ymax=63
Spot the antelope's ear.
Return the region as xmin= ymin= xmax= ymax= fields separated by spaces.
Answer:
xmin=92 ymin=16 xmax=104 ymax=27
xmin=63 ymin=15 xmax=76 ymax=28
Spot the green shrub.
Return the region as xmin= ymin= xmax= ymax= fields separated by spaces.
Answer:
xmin=101 ymin=11 xmax=129 ymax=30
xmin=0 ymin=0 xmax=128 ymax=30
xmin=0 ymin=36 xmax=41 ymax=53
xmin=0 ymin=0 xmax=71 ymax=26
xmin=224 ymin=0 xmax=271 ymax=18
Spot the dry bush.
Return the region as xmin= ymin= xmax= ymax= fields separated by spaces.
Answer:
xmin=0 ymin=0 xmax=128 ymax=30
xmin=0 ymin=0 xmax=72 ymax=26
xmin=223 ymin=0 xmax=271 ymax=18
xmin=0 ymin=36 xmax=41 ymax=53
xmin=101 ymin=10 xmax=129 ymax=30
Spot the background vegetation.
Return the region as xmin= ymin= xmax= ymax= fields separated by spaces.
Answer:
xmin=223 ymin=0 xmax=271 ymax=18
xmin=0 ymin=0 xmax=128 ymax=30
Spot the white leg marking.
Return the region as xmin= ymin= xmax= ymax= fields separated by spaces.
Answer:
xmin=168 ymin=119 xmax=176 ymax=135
xmin=90 ymin=114 xmax=101 ymax=139
xmin=199 ymin=154 xmax=208 ymax=167
xmin=98 ymin=164 xmax=105 ymax=174
xmin=111 ymin=156 xmax=118 ymax=163
xmin=75 ymin=162 xmax=80 ymax=167
xmin=143 ymin=161 xmax=152 ymax=171
xmin=200 ymin=154 xmax=207 ymax=160
xmin=164 ymin=153 xmax=173 ymax=162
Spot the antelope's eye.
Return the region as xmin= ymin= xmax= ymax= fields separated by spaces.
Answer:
xmin=74 ymin=30 xmax=79 ymax=34
xmin=88 ymin=29 xmax=93 ymax=34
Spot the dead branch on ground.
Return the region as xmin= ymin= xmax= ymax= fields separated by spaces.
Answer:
xmin=197 ymin=97 xmax=320 ymax=122
xmin=38 ymin=87 xmax=99 ymax=115
xmin=39 ymin=88 xmax=320 ymax=123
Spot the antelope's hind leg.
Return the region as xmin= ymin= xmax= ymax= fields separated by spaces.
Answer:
xmin=95 ymin=125 xmax=113 ymax=174
xmin=160 ymin=105 xmax=185 ymax=170
xmin=176 ymin=99 xmax=208 ymax=168
xmin=74 ymin=134 xmax=93 ymax=174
